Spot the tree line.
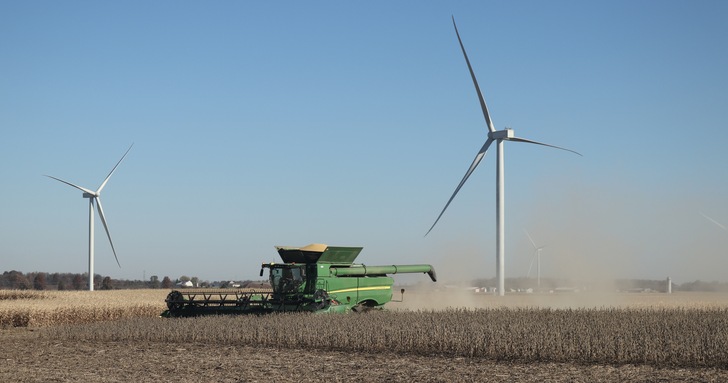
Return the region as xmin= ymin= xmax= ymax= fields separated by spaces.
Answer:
xmin=0 ymin=270 xmax=265 ymax=290
xmin=0 ymin=270 xmax=176 ymax=290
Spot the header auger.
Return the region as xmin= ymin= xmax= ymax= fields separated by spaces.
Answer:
xmin=162 ymin=244 xmax=436 ymax=317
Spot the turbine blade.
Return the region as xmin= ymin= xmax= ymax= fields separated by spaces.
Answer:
xmin=524 ymin=229 xmax=538 ymax=249
xmin=426 ymin=138 xmax=493 ymax=236
xmin=509 ymin=136 xmax=582 ymax=156
xmin=700 ymin=211 xmax=728 ymax=232
xmin=97 ymin=143 xmax=133 ymax=194
xmin=452 ymin=16 xmax=495 ymax=133
xmin=95 ymin=197 xmax=121 ymax=268
xmin=45 ymin=175 xmax=96 ymax=196
xmin=527 ymin=254 xmax=536 ymax=278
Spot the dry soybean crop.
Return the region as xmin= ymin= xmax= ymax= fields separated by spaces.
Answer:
xmin=38 ymin=306 xmax=728 ymax=368
xmin=3 ymin=290 xmax=728 ymax=382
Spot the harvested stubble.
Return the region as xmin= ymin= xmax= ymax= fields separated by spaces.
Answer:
xmin=41 ymin=307 xmax=728 ymax=368
xmin=0 ymin=289 xmax=166 ymax=327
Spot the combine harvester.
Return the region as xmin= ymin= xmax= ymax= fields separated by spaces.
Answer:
xmin=162 ymin=244 xmax=436 ymax=317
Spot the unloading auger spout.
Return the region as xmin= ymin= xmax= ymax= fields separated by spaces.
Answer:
xmin=329 ymin=264 xmax=436 ymax=282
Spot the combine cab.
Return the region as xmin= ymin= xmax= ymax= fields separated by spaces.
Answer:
xmin=162 ymin=244 xmax=436 ymax=317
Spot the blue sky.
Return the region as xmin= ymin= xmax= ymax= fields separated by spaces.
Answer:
xmin=1 ymin=1 xmax=727 ymax=285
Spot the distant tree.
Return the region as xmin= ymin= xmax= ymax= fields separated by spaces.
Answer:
xmin=190 ymin=277 xmax=199 ymax=287
xmin=48 ymin=273 xmax=60 ymax=285
xmin=178 ymin=275 xmax=191 ymax=283
xmin=161 ymin=276 xmax=172 ymax=289
xmin=16 ymin=277 xmax=31 ymax=289
xmin=72 ymin=274 xmax=84 ymax=290
xmin=57 ymin=280 xmax=66 ymax=291
xmin=7 ymin=271 xmax=31 ymax=290
xmin=101 ymin=276 xmax=113 ymax=290
xmin=26 ymin=272 xmax=37 ymax=286
xmin=33 ymin=273 xmax=47 ymax=290
xmin=149 ymin=275 xmax=160 ymax=289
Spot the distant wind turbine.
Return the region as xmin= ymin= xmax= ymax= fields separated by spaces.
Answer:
xmin=525 ymin=230 xmax=545 ymax=289
xmin=45 ymin=144 xmax=133 ymax=291
xmin=699 ymin=211 xmax=728 ymax=232
xmin=426 ymin=17 xmax=581 ymax=296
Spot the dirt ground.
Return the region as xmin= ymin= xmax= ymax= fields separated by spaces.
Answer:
xmin=2 ymin=329 xmax=727 ymax=383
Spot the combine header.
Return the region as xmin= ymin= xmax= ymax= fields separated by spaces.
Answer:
xmin=162 ymin=244 xmax=436 ymax=317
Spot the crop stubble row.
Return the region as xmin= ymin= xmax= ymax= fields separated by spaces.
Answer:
xmin=40 ymin=307 xmax=728 ymax=368
xmin=3 ymin=290 xmax=728 ymax=368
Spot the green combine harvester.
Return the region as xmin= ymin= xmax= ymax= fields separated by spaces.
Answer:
xmin=162 ymin=244 xmax=436 ymax=317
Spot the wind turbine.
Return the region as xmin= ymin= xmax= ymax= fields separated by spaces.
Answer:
xmin=524 ymin=230 xmax=545 ymax=289
xmin=46 ymin=144 xmax=133 ymax=291
xmin=426 ymin=18 xmax=581 ymax=296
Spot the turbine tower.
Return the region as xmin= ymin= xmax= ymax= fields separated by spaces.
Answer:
xmin=525 ymin=230 xmax=545 ymax=289
xmin=426 ymin=18 xmax=581 ymax=296
xmin=46 ymin=144 xmax=133 ymax=291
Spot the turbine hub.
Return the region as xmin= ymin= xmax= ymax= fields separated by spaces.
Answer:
xmin=489 ymin=129 xmax=514 ymax=140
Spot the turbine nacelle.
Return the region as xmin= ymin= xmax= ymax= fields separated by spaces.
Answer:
xmin=82 ymin=192 xmax=97 ymax=198
xmin=489 ymin=129 xmax=514 ymax=140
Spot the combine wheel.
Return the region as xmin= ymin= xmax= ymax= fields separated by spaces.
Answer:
xmin=312 ymin=289 xmax=330 ymax=310
xmin=166 ymin=290 xmax=185 ymax=312
xmin=352 ymin=302 xmax=377 ymax=313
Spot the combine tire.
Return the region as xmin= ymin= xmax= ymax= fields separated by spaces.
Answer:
xmin=352 ymin=303 xmax=375 ymax=313
xmin=165 ymin=290 xmax=185 ymax=312
xmin=312 ymin=289 xmax=330 ymax=310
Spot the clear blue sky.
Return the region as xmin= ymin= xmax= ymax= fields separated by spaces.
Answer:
xmin=1 ymin=1 xmax=727 ymax=285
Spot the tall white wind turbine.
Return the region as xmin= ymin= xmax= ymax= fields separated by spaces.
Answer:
xmin=426 ymin=18 xmax=581 ymax=296
xmin=525 ymin=230 xmax=545 ymax=289
xmin=46 ymin=144 xmax=133 ymax=291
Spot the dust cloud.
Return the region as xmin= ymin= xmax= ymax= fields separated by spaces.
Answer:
xmin=392 ymin=169 xmax=728 ymax=310
xmin=519 ymin=170 xmax=728 ymax=287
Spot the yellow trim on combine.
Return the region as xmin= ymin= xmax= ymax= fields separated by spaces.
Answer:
xmin=327 ymin=286 xmax=391 ymax=294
